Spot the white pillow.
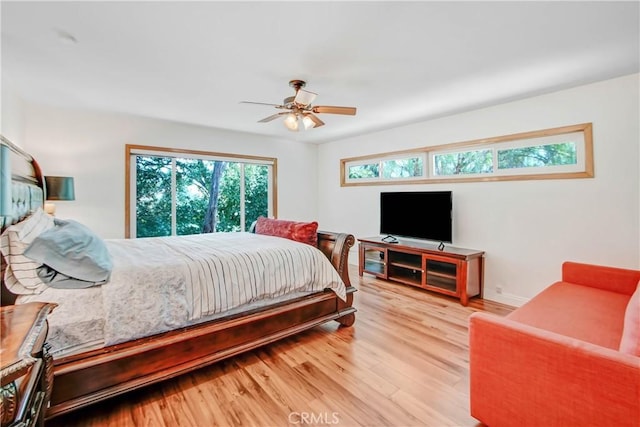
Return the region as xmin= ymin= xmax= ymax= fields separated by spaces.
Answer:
xmin=24 ymin=219 xmax=112 ymax=288
xmin=0 ymin=208 xmax=54 ymax=294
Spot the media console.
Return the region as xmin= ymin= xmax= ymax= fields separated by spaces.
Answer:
xmin=358 ymin=236 xmax=484 ymax=306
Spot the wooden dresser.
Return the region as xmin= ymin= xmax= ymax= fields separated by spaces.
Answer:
xmin=1 ymin=302 xmax=56 ymax=427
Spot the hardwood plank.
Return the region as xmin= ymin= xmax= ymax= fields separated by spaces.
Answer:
xmin=46 ymin=265 xmax=513 ymax=427
xmin=281 ymin=335 xmax=421 ymax=425
xmin=242 ymin=349 xmax=325 ymax=412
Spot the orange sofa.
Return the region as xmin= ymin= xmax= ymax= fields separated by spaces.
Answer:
xmin=469 ymin=261 xmax=640 ymax=427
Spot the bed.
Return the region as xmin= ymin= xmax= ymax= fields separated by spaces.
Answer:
xmin=0 ymin=136 xmax=356 ymax=420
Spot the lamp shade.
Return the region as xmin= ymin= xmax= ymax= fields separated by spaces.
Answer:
xmin=45 ymin=176 xmax=75 ymax=201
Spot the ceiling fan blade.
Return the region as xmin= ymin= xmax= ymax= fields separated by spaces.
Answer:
xmin=312 ymin=105 xmax=357 ymax=115
xmin=258 ymin=112 xmax=288 ymax=123
xmin=240 ymin=101 xmax=283 ymax=107
xmin=294 ymin=89 xmax=317 ymax=106
xmin=306 ymin=113 xmax=325 ymax=128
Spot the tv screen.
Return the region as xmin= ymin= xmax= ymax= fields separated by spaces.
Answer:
xmin=380 ymin=191 xmax=452 ymax=243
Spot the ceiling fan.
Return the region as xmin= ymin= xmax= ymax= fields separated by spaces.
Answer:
xmin=240 ymin=80 xmax=357 ymax=132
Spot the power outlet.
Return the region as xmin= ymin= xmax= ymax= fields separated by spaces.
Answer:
xmin=495 ymin=285 xmax=503 ymax=295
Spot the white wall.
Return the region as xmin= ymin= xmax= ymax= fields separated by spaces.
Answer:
xmin=318 ymin=74 xmax=640 ymax=305
xmin=21 ymin=105 xmax=319 ymax=239
xmin=1 ymin=87 xmax=26 ymax=146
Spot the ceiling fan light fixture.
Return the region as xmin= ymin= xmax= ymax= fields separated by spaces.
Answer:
xmin=283 ymin=112 xmax=299 ymax=131
xmin=283 ymin=112 xmax=315 ymax=132
xmin=302 ymin=115 xmax=315 ymax=130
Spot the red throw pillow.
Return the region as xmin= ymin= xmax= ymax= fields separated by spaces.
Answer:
xmin=254 ymin=217 xmax=318 ymax=247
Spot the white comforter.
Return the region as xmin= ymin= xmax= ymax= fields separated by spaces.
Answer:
xmin=18 ymin=232 xmax=346 ymax=352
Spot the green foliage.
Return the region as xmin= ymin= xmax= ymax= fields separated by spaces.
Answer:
xmin=176 ymin=158 xmax=210 ymax=235
xmin=216 ymin=162 xmax=241 ymax=232
xmin=498 ymin=142 xmax=577 ymax=169
xmin=382 ymin=158 xmax=423 ymax=178
xmin=243 ymin=164 xmax=269 ymax=231
xmin=432 ymin=143 xmax=577 ymax=176
xmin=136 ymin=156 xmax=172 ymax=237
xmin=348 ymin=163 xmax=379 ymax=179
xmin=434 ymin=150 xmax=493 ymax=176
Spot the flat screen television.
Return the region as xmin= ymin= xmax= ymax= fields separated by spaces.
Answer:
xmin=380 ymin=191 xmax=452 ymax=243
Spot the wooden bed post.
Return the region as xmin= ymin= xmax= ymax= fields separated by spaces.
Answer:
xmin=317 ymin=230 xmax=357 ymax=327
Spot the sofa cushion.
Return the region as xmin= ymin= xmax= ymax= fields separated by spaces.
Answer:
xmin=619 ymin=282 xmax=640 ymax=355
xmin=507 ymin=281 xmax=629 ymax=350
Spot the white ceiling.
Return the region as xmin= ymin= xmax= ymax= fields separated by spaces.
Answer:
xmin=2 ymin=1 xmax=639 ymax=144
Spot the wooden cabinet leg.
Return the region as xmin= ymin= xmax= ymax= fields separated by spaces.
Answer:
xmin=461 ymin=294 xmax=469 ymax=306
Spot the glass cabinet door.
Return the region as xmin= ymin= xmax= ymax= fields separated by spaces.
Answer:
xmin=423 ymin=256 xmax=460 ymax=295
xmin=360 ymin=245 xmax=387 ymax=278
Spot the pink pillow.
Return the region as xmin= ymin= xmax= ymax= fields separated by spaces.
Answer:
xmin=619 ymin=281 xmax=640 ymax=356
xmin=254 ymin=217 xmax=318 ymax=247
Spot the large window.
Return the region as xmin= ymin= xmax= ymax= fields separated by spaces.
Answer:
xmin=126 ymin=145 xmax=276 ymax=238
xmin=341 ymin=123 xmax=593 ymax=186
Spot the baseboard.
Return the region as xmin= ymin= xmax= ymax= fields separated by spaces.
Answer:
xmin=482 ymin=289 xmax=529 ymax=307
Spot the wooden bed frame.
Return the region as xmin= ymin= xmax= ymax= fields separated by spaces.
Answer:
xmin=0 ymin=137 xmax=356 ymax=420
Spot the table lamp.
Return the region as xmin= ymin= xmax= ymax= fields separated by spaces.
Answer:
xmin=44 ymin=176 xmax=75 ymax=215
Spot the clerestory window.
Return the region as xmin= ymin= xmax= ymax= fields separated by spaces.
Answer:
xmin=341 ymin=123 xmax=592 ymax=186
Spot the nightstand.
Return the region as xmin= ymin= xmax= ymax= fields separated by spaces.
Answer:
xmin=1 ymin=302 xmax=56 ymax=427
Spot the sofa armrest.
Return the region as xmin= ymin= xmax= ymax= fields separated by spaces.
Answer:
xmin=562 ymin=261 xmax=640 ymax=295
xmin=469 ymin=312 xmax=640 ymax=427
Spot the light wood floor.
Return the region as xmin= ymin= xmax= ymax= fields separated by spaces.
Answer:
xmin=46 ymin=265 xmax=513 ymax=427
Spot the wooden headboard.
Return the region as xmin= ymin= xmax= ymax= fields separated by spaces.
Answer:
xmin=0 ymin=136 xmax=45 ymax=305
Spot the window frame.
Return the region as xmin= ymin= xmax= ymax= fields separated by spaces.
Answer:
xmin=125 ymin=144 xmax=277 ymax=238
xmin=340 ymin=123 xmax=593 ymax=186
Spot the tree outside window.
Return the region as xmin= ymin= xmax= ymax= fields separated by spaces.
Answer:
xmin=498 ymin=142 xmax=577 ymax=170
xmin=433 ymin=150 xmax=493 ymax=176
xmin=382 ymin=157 xmax=424 ymax=178
xmin=348 ymin=163 xmax=379 ymax=179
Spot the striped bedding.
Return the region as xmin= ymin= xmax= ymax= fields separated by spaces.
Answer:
xmin=17 ymin=232 xmax=347 ymax=354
